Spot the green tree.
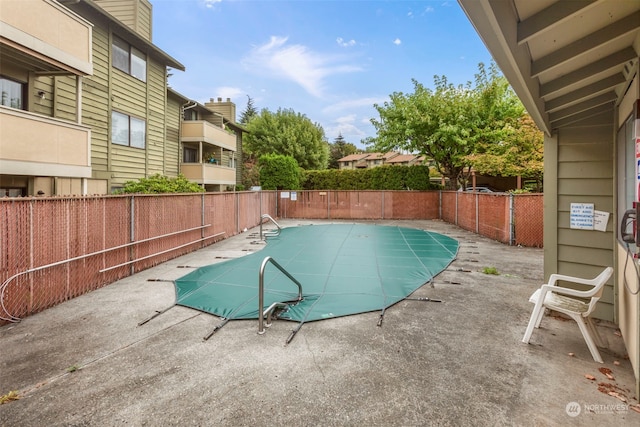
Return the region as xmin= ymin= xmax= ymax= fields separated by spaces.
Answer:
xmin=244 ymin=108 xmax=329 ymax=170
xmin=117 ymin=174 xmax=204 ymax=194
xmin=371 ymin=62 xmax=524 ymax=189
xmin=328 ymin=133 xmax=358 ymax=169
xmin=467 ymin=114 xmax=543 ymax=188
xmin=239 ymin=95 xmax=258 ymax=125
xmin=259 ymin=154 xmax=300 ymax=190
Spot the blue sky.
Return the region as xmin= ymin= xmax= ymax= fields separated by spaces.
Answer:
xmin=152 ymin=0 xmax=493 ymax=147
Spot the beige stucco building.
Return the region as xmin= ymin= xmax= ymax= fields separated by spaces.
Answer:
xmin=459 ymin=0 xmax=640 ymax=395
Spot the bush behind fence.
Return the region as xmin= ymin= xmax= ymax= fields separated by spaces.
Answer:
xmin=1 ymin=190 xmax=541 ymax=324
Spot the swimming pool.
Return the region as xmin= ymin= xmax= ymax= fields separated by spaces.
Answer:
xmin=172 ymin=223 xmax=459 ymax=338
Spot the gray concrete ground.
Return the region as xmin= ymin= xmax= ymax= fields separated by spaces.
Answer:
xmin=0 ymin=219 xmax=638 ymax=426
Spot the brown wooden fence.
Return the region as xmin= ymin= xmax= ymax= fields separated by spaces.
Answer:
xmin=1 ymin=190 xmax=541 ymax=324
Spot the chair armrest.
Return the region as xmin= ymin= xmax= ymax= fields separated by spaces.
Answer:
xmin=541 ymin=284 xmax=597 ymax=298
xmin=548 ymin=273 xmax=598 ymax=287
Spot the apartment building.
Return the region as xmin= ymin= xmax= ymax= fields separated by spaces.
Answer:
xmin=176 ymin=93 xmax=244 ymax=192
xmin=0 ymin=0 xmax=94 ymax=196
xmin=1 ymin=0 xmax=242 ymax=195
xmin=337 ymin=152 xmax=424 ymax=170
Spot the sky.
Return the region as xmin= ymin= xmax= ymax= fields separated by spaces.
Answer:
xmin=151 ymin=0 xmax=494 ymax=147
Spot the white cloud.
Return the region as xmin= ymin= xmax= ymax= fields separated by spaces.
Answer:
xmin=393 ymin=38 xmax=402 ymax=45
xmin=336 ymin=37 xmax=356 ymax=47
xmin=326 ymin=115 xmax=367 ymax=140
xmin=243 ymin=36 xmax=361 ymax=97
xmin=212 ymin=86 xmax=244 ymax=101
xmin=203 ymin=0 xmax=222 ymax=8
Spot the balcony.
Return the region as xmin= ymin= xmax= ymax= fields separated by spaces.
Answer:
xmin=0 ymin=0 xmax=92 ymax=75
xmin=0 ymin=107 xmax=91 ymax=177
xmin=181 ymin=163 xmax=236 ymax=186
xmin=181 ymin=121 xmax=237 ymax=151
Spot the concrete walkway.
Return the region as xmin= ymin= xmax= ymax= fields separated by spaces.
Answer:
xmin=0 ymin=219 xmax=638 ymax=426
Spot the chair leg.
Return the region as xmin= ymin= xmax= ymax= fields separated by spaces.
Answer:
xmin=534 ymin=306 xmax=545 ymax=328
xmin=572 ymin=314 xmax=604 ymax=363
xmin=522 ymin=302 xmax=544 ymax=344
xmin=585 ymin=317 xmax=606 ymax=349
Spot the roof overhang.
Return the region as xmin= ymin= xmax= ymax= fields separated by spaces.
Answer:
xmin=458 ymin=0 xmax=640 ymax=136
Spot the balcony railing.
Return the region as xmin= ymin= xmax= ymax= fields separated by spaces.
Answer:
xmin=0 ymin=107 xmax=91 ymax=177
xmin=0 ymin=0 xmax=92 ymax=75
xmin=180 ymin=163 xmax=236 ymax=185
xmin=181 ymin=121 xmax=237 ymax=151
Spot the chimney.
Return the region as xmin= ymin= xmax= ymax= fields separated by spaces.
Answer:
xmin=205 ymin=97 xmax=237 ymax=124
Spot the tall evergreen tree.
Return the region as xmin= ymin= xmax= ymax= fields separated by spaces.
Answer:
xmin=328 ymin=133 xmax=358 ymax=169
xmin=239 ymin=95 xmax=258 ymax=125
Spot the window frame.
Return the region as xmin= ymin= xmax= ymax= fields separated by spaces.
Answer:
xmin=111 ymin=110 xmax=146 ymax=149
xmin=616 ymin=106 xmax=639 ymax=245
xmin=112 ymin=36 xmax=147 ymax=82
xmin=0 ymin=76 xmax=26 ymax=110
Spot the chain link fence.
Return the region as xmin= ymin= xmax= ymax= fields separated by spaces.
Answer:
xmin=0 ymin=192 xmax=277 ymax=324
xmin=1 ymin=190 xmax=541 ymax=324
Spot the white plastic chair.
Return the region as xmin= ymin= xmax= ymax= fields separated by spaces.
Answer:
xmin=522 ymin=267 xmax=613 ymax=363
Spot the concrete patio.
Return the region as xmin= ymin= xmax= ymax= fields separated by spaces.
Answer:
xmin=0 ymin=219 xmax=637 ymax=426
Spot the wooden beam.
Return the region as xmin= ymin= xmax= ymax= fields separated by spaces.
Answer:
xmin=517 ymin=0 xmax=598 ymax=45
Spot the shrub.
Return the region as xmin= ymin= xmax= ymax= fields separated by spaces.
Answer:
xmin=259 ymin=154 xmax=301 ymax=190
xmin=117 ymin=174 xmax=204 ymax=194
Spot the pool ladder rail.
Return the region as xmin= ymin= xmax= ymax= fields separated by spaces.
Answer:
xmin=258 ymin=256 xmax=305 ymax=344
xmin=260 ymin=214 xmax=281 ymax=240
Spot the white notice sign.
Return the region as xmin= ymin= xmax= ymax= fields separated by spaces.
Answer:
xmin=570 ymin=203 xmax=594 ymax=230
xmin=593 ymin=210 xmax=610 ymax=232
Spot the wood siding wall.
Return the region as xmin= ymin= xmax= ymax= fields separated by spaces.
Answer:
xmin=38 ymin=7 xmax=177 ymax=189
xmin=93 ymin=0 xmax=152 ymax=41
xmin=546 ymin=120 xmax=615 ymax=321
xmin=165 ymin=95 xmax=181 ymax=177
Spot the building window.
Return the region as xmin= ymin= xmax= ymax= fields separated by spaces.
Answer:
xmin=112 ymin=111 xmax=146 ymax=149
xmin=112 ymin=36 xmax=146 ymax=82
xmin=183 ymin=147 xmax=198 ymax=163
xmin=183 ymin=108 xmax=198 ymax=121
xmin=0 ymin=77 xmax=25 ymax=109
xmin=617 ymin=109 xmax=639 ymax=244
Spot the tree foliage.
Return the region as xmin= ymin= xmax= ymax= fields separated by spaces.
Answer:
xmin=118 ymin=174 xmax=204 ymax=194
xmin=239 ymin=95 xmax=258 ymax=125
xmin=371 ymin=62 xmax=525 ymax=189
xmin=258 ymin=154 xmax=301 ymax=190
xmin=328 ymin=133 xmax=358 ymax=169
xmin=301 ymin=165 xmax=439 ymax=191
xmin=467 ymin=114 xmax=543 ymax=182
xmin=243 ymin=108 xmax=329 ymax=170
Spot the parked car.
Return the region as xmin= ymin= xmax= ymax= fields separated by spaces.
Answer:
xmin=459 ymin=185 xmax=503 ymax=193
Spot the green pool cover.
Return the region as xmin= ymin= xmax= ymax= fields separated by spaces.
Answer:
xmin=175 ymin=224 xmax=459 ymax=323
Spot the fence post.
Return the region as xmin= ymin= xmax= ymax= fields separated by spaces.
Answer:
xmin=201 ymin=193 xmax=205 ymax=246
xmin=475 ymin=193 xmax=479 ymax=234
xmin=509 ymin=193 xmax=515 ymax=246
xmin=455 ymin=191 xmax=458 ymax=225
xmin=439 ymin=191 xmax=442 ymax=220
xmin=130 ymin=195 xmax=135 ymax=275
xmin=236 ymin=191 xmax=240 ymax=233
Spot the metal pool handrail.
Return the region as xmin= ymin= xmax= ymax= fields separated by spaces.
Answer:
xmin=258 ymin=256 xmax=303 ymax=335
xmin=260 ymin=213 xmax=281 ymax=240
